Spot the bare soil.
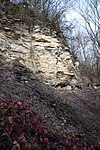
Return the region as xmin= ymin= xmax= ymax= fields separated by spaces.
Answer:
xmin=0 ymin=59 xmax=100 ymax=145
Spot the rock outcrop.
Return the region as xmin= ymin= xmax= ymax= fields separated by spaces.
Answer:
xmin=0 ymin=23 xmax=81 ymax=89
xmin=0 ymin=3 xmax=81 ymax=90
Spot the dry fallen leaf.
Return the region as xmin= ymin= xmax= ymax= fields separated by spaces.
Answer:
xmin=12 ymin=142 xmax=20 ymax=150
xmin=27 ymin=143 xmax=32 ymax=150
xmin=8 ymin=116 xmax=13 ymax=124
xmin=13 ymin=141 xmax=17 ymax=145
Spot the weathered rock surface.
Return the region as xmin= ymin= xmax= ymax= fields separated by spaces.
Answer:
xmin=0 ymin=19 xmax=81 ymax=89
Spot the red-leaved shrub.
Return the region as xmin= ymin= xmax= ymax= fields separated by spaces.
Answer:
xmin=0 ymin=98 xmax=98 ymax=150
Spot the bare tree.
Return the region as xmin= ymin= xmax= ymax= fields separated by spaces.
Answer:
xmin=73 ymin=0 xmax=100 ymax=75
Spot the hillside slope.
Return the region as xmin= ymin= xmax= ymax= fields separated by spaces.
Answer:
xmin=0 ymin=1 xmax=100 ymax=149
xmin=0 ymin=59 xmax=100 ymax=146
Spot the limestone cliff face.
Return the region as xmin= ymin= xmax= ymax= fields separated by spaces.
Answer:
xmin=0 ymin=20 xmax=81 ymax=89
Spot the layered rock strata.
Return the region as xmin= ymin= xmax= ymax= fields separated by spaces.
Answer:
xmin=0 ymin=19 xmax=81 ymax=89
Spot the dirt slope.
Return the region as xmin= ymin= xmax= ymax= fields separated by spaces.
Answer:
xmin=0 ymin=59 xmax=100 ymax=145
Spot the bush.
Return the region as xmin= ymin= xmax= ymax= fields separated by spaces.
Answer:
xmin=0 ymin=99 xmax=43 ymax=149
xmin=0 ymin=98 xmax=99 ymax=150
